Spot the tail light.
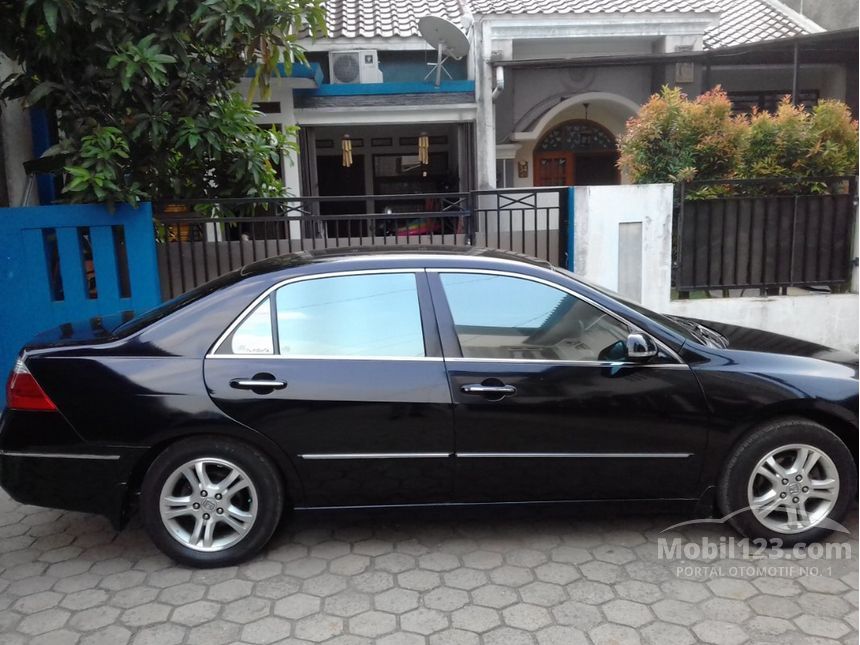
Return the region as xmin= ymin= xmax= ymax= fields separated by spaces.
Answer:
xmin=6 ymin=359 xmax=57 ymax=411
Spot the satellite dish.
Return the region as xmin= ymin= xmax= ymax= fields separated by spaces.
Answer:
xmin=418 ymin=16 xmax=470 ymax=87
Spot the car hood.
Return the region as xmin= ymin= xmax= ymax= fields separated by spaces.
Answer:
xmin=690 ymin=318 xmax=859 ymax=368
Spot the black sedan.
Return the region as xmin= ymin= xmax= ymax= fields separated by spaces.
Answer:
xmin=1 ymin=248 xmax=857 ymax=567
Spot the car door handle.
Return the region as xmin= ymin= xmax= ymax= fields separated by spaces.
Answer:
xmin=230 ymin=379 xmax=287 ymax=390
xmin=461 ymin=384 xmax=517 ymax=395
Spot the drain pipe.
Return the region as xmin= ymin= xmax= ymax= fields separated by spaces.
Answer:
xmin=491 ymin=65 xmax=505 ymax=102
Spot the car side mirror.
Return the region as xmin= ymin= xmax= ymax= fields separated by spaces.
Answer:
xmin=626 ymin=332 xmax=658 ymax=362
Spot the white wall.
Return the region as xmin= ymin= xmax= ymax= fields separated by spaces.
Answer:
xmin=668 ymin=295 xmax=859 ymax=354
xmin=572 ymin=184 xmax=860 ymax=353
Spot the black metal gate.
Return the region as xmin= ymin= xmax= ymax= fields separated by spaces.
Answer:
xmin=154 ymin=187 xmax=572 ymax=299
xmin=675 ymin=177 xmax=857 ymax=296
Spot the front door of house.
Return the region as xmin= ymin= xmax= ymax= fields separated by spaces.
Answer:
xmin=534 ymin=152 xmax=574 ymax=186
xmin=533 ymin=120 xmax=620 ymax=188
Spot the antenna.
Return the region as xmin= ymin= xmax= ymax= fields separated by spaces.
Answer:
xmin=418 ymin=16 xmax=470 ymax=88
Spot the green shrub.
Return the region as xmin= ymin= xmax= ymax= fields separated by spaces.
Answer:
xmin=618 ymin=86 xmax=859 ymax=190
xmin=618 ymin=86 xmax=744 ymax=184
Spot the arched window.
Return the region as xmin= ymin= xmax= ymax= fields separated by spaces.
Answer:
xmin=537 ymin=120 xmax=616 ymax=153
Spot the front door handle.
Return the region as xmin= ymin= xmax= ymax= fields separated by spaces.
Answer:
xmin=230 ymin=378 xmax=287 ymax=390
xmin=461 ymin=384 xmax=517 ymax=396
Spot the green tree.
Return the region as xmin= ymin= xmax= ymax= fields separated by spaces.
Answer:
xmin=0 ymin=0 xmax=326 ymax=207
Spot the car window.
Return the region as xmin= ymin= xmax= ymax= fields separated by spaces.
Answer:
xmin=439 ymin=273 xmax=630 ymax=361
xmin=230 ymin=298 xmax=275 ymax=355
xmin=272 ymin=273 xmax=425 ymax=358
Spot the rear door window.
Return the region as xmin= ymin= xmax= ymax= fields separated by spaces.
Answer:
xmin=220 ymin=272 xmax=426 ymax=358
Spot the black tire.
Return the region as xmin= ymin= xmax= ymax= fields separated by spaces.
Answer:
xmin=718 ymin=417 xmax=856 ymax=546
xmin=141 ymin=436 xmax=284 ymax=567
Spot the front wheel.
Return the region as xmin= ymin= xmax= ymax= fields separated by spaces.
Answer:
xmin=141 ymin=437 xmax=284 ymax=567
xmin=718 ymin=417 xmax=856 ymax=546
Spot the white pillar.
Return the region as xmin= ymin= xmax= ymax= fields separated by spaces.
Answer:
xmin=474 ymin=18 xmax=497 ymax=190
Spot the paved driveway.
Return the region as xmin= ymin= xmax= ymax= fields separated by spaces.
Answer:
xmin=0 ymin=492 xmax=856 ymax=645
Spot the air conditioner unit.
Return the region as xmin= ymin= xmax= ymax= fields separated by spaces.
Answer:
xmin=329 ymin=50 xmax=384 ymax=84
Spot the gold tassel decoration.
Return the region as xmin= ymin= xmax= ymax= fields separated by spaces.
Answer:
xmin=341 ymin=134 xmax=353 ymax=168
xmin=418 ymin=132 xmax=429 ymax=165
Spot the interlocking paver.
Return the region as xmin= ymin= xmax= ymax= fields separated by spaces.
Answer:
xmin=589 ymin=622 xmax=641 ymax=645
xmin=603 ymin=598 xmax=654 ymax=627
xmin=240 ymin=616 xmax=292 ymax=644
xmin=349 ymin=609 xmax=396 ymax=637
xmin=170 ymin=600 xmax=220 ymax=626
xmin=0 ymin=491 xmax=853 ymax=644
xmin=552 ymin=600 xmax=603 ymax=630
xmin=503 ymin=602 xmax=552 ymax=630
xmin=402 ymin=607 xmax=450 ymax=634
xmin=472 ymin=583 xmax=519 ymax=608
xmin=536 ymin=624 xmax=589 ymax=645
xmin=293 ymin=613 xmax=344 ymax=641
xmin=424 ymin=586 xmax=470 ymax=611
xmin=324 ymin=590 xmax=371 ymax=617
xmin=641 ymin=620 xmax=696 ymax=645
xmin=692 ymin=619 xmax=750 ymax=645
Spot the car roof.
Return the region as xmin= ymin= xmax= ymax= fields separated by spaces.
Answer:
xmin=237 ymin=246 xmax=555 ymax=278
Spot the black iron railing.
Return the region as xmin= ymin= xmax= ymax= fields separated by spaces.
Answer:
xmin=674 ymin=176 xmax=857 ymax=297
xmin=153 ymin=188 xmax=570 ymax=299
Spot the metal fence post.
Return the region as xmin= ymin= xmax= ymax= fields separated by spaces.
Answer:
xmin=558 ymin=187 xmax=571 ymax=270
xmin=468 ymin=191 xmax=478 ymax=246
xmin=675 ymin=181 xmax=688 ymax=299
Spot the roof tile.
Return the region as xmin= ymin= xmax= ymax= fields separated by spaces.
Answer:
xmin=320 ymin=0 xmax=817 ymax=50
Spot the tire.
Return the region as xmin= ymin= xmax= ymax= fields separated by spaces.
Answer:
xmin=141 ymin=436 xmax=284 ymax=567
xmin=718 ymin=417 xmax=856 ymax=546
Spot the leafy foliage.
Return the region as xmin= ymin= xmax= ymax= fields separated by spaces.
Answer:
xmin=618 ymin=86 xmax=858 ymax=193
xmin=739 ymin=98 xmax=859 ymax=182
xmin=617 ymin=87 xmax=743 ymax=185
xmin=0 ymin=0 xmax=326 ymax=207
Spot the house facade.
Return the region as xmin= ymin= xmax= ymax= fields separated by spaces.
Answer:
xmin=1 ymin=0 xmax=857 ymax=207
xmin=244 ymin=0 xmax=856 ymax=207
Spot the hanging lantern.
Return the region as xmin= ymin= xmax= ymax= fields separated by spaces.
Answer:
xmin=418 ymin=132 xmax=429 ymax=165
xmin=341 ymin=134 xmax=353 ymax=168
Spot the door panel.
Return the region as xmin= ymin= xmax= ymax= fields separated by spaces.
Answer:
xmin=205 ymin=357 xmax=453 ymax=506
xmin=534 ymin=152 xmax=574 ymax=186
xmin=447 ymin=360 xmax=708 ymax=502
xmin=204 ymin=270 xmax=454 ymax=507
xmin=429 ymin=270 xmax=710 ymax=503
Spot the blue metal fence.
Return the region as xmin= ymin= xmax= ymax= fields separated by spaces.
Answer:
xmin=0 ymin=203 xmax=161 ymax=406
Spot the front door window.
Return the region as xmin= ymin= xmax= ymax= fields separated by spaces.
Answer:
xmin=439 ymin=273 xmax=630 ymax=362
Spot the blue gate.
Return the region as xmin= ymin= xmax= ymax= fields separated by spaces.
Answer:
xmin=0 ymin=203 xmax=161 ymax=406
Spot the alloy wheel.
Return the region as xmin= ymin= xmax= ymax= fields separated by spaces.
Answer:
xmin=747 ymin=443 xmax=839 ymax=534
xmin=159 ymin=457 xmax=259 ymax=552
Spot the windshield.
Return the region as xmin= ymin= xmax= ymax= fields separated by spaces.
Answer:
xmin=554 ymin=268 xmax=726 ymax=347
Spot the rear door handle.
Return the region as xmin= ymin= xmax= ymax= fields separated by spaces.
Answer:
xmin=461 ymin=384 xmax=517 ymax=396
xmin=230 ymin=379 xmax=287 ymax=390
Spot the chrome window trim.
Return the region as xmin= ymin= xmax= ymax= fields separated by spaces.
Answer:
xmin=0 ymin=451 xmax=120 ymax=461
xmin=206 ymin=354 xmax=443 ymax=362
xmin=443 ymin=357 xmax=688 ymax=369
xmin=456 ymin=452 xmax=693 ymax=459
xmin=300 ymin=452 xmax=451 ymax=460
xmin=210 ymin=268 xmax=429 ymax=358
xmin=429 ymin=268 xmax=685 ymax=365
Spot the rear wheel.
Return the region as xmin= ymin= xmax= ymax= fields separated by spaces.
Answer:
xmin=141 ymin=437 xmax=283 ymax=567
xmin=718 ymin=418 xmax=855 ymax=546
